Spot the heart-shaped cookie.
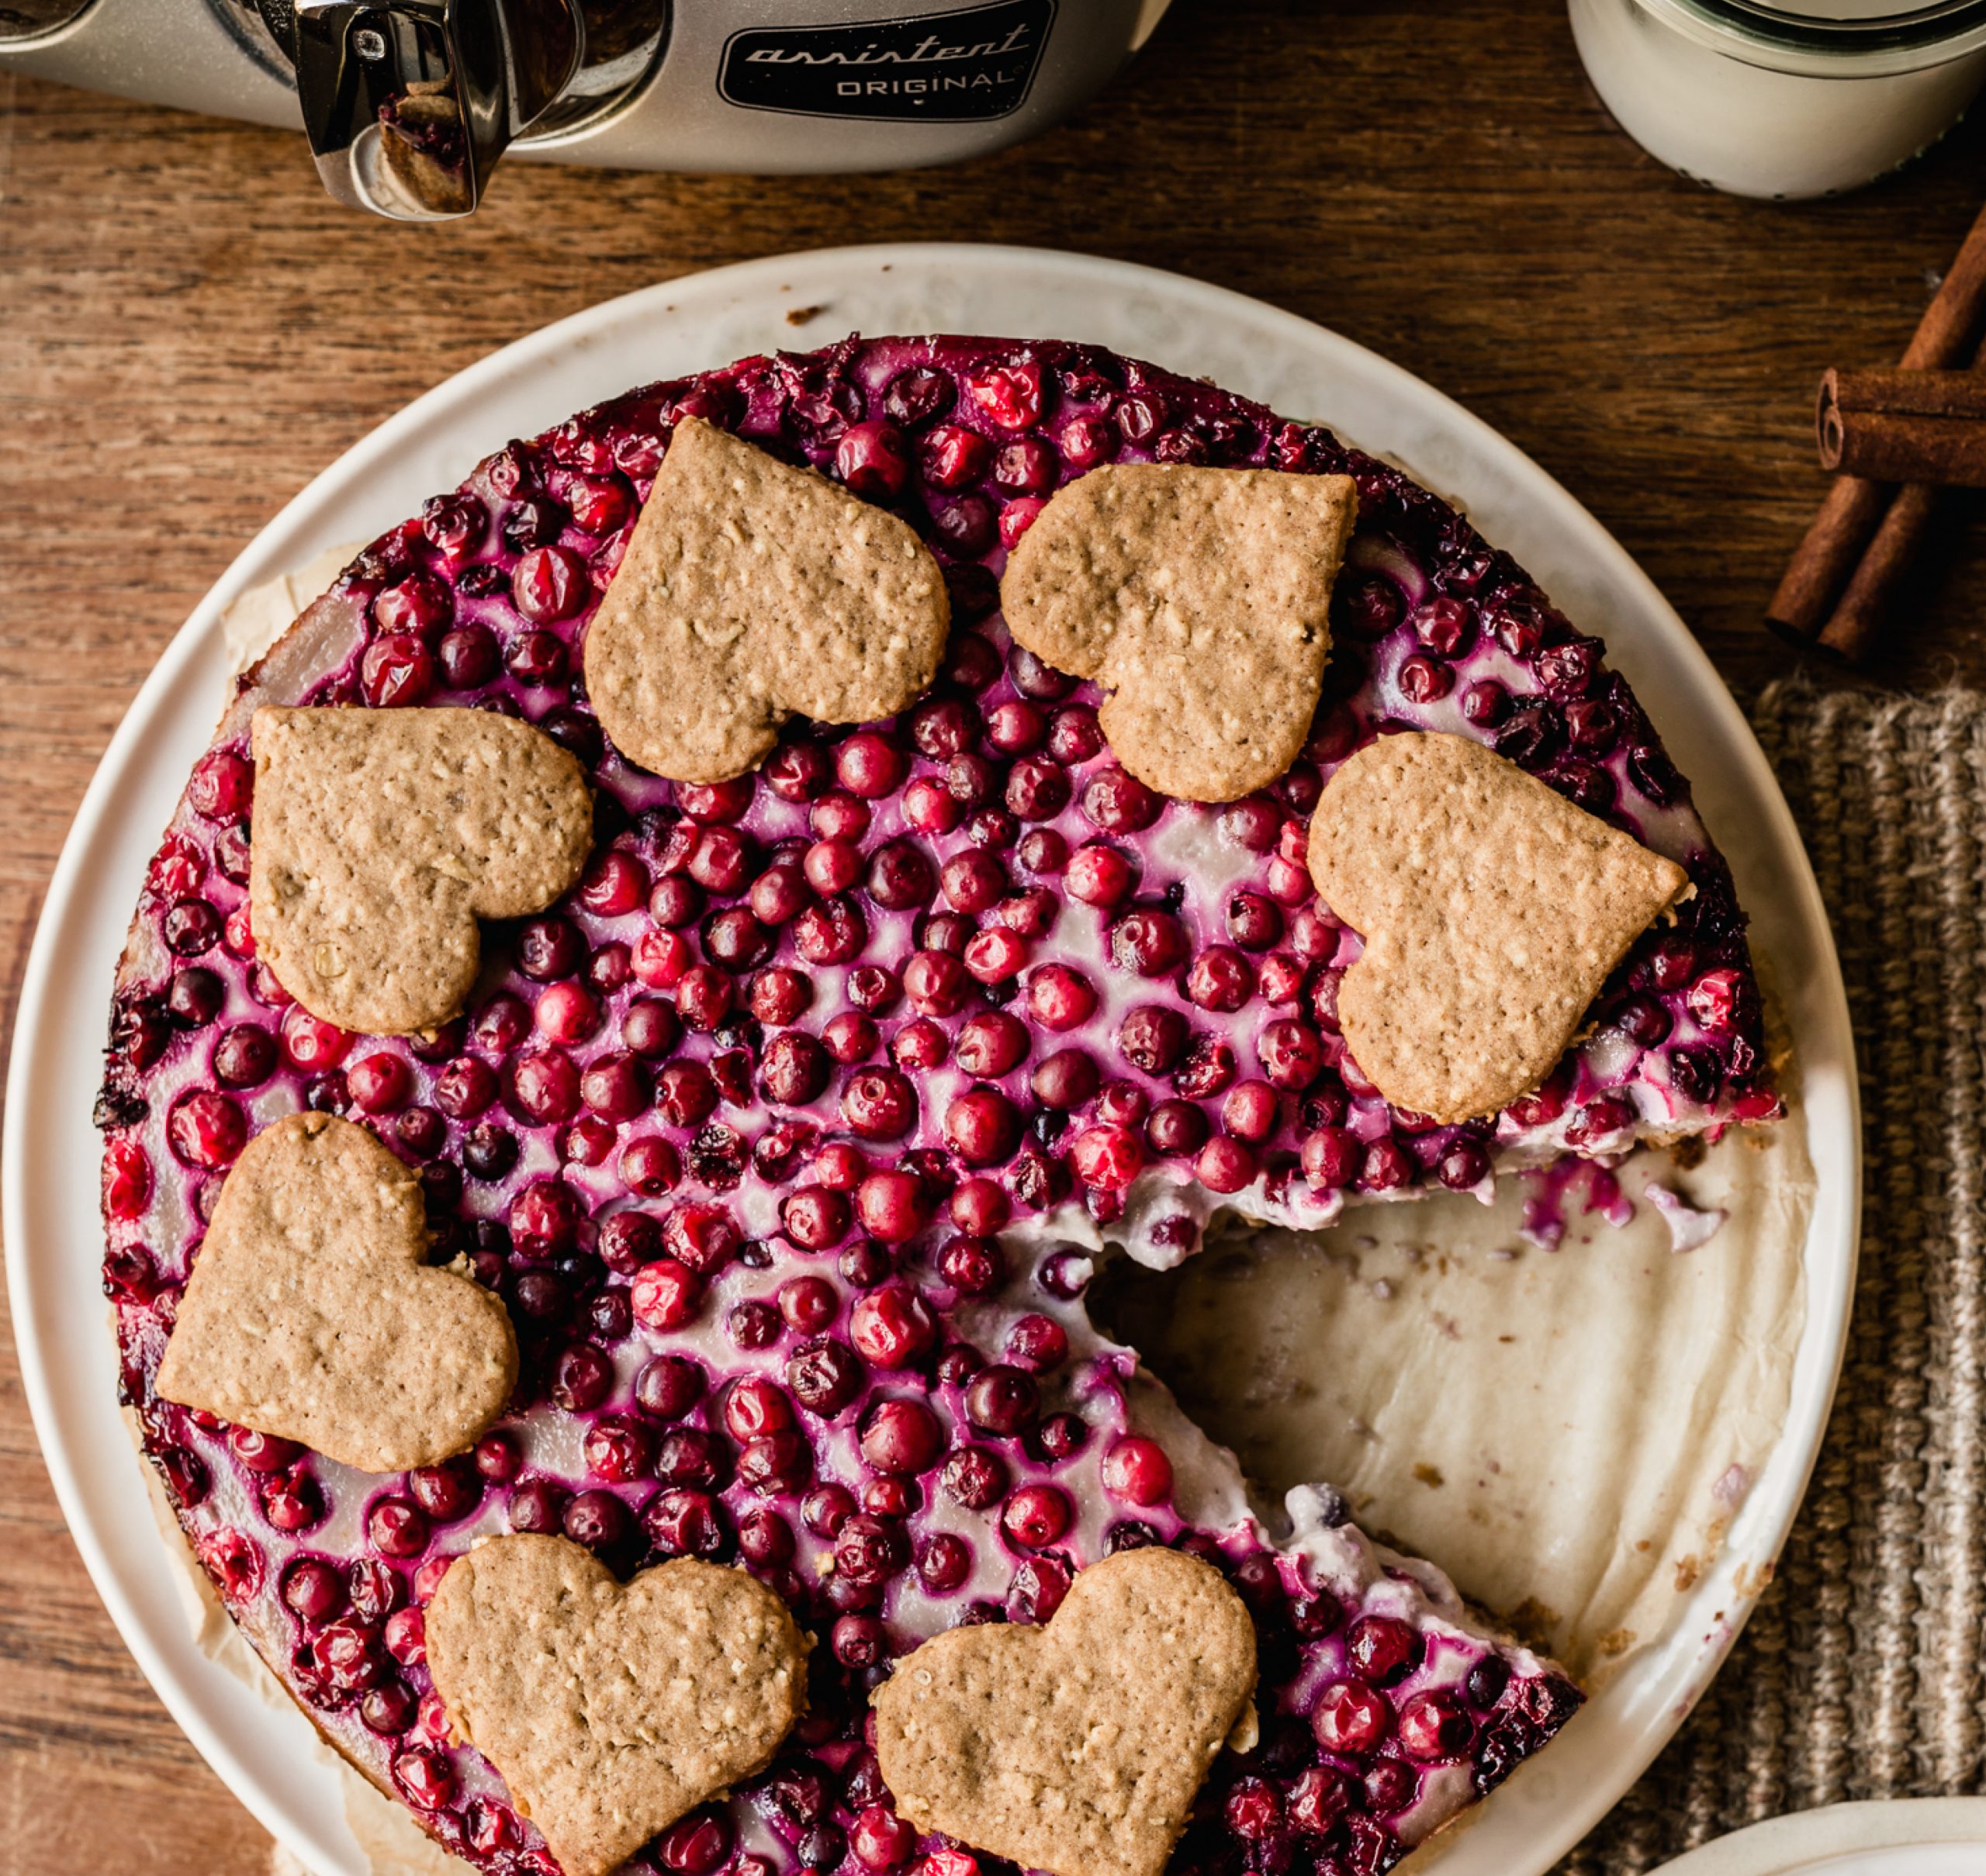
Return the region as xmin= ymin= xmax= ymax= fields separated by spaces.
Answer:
xmin=427 ymin=1536 xmax=809 ymax=1876
xmin=873 ymin=1548 xmax=1256 ymax=1876
xmin=155 ymin=1112 xmax=517 ymax=1472
xmin=999 ymin=462 xmax=1357 ymax=803
xmin=250 ymin=705 xmax=593 ymax=1037
xmin=1308 ymin=731 xmax=1690 ymax=1123
xmin=583 ymin=417 xmax=951 ymax=784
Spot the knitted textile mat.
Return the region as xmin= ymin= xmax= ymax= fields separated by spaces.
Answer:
xmin=1561 ymin=680 xmax=1986 ymax=1871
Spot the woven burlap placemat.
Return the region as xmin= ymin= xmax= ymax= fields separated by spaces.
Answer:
xmin=1559 ymin=680 xmax=1986 ymax=1871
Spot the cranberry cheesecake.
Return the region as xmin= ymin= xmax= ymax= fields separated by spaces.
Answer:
xmin=99 ymin=335 xmax=1775 ymax=1876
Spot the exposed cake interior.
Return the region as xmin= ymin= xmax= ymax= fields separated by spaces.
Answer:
xmin=99 ymin=334 xmax=1777 ymax=1876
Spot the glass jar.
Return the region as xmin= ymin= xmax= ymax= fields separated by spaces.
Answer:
xmin=1568 ymin=0 xmax=1986 ymax=198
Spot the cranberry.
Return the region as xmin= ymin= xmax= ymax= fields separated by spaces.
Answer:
xmin=849 ymin=1805 xmax=916 ymax=1873
xmin=849 ymin=1283 xmax=937 ymax=1368
xmin=1348 ymin=1614 xmax=1423 ymax=1686
xmin=965 ymin=356 xmax=1044 ymax=429
xmin=1689 ymin=967 xmax=1743 ymax=1032
xmin=189 ymin=749 xmax=255 ymax=822
xmin=830 ymin=1513 xmax=910 ymax=1596
xmin=618 ymin=1137 xmax=680 ymax=1199
xmin=1223 ymin=1777 xmax=1282 ymax=1843
xmin=631 ymin=1258 xmax=701 ymax=1331
xmin=664 ymin=1203 xmax=742 ymax=1275
xmin=857 ymin=1169 xmax=929 ymax=1244
xmin=795 ymin=897 xmax=867 ymax=967
xmin=636 ymin=1486 xmax=724 ymax=1560
xmin=822 ymin=419 xmax=908 ymax=499
xmin=1313 ymin=1678 xmax=1393 ymax=1754
xmin=1462 ymin=677 xmax=1511 ymax=726
xmin=1438 ymin=1140 xmax=1490 ymax=1189
xmin=828 ymin=731 xmax=901 ymax=801
xmin=948 ymin=1011 xmax=1024 ymax=1079
xmin=1006 ymin=1554 xmax=1069 ymax=1625
xmin=461 ymin=1435 xmax=520 ymax=1491
xmin=1397 ymin=652 xmax=1455 ymax=704
xmin=1222 ymin=1079 xmax=1280 ymax=1144
xmin=914 ymin=1533 xmax=972 ymax=1597
xmin=1103 ymin=1009 xmax=1181 ymax=1082
xmin=939 ymin=1446 xmax=1009 ymax=1511
xmin=934 ymin=1233 xmax=1004 ymax=1296
xmin=1061 ymin=843 xmax=1133 ymax=910
xmin=546 ymin=1341 xmax=612 ymax=1414
xmin=654 ymin=1061 xmax=717 ymax=1130
xmin=737 ymin=1505 xmax=794 ymax=1569
xmin=815 ymin=1142 xmax=869 ymax=1192
xmin=933 ymin=493 xmax=997 ymax=558
xmin=943 ymin=1087 xmax=1023 ymax=1166
xmin=200 ymin=1020 xmax=274 ymax=1093
xmin=1081 ymin=766 xmax=1161 ymax=833
xmin=837 ymin=1068 xmax=913 ymax=1142
xmin=964 ymin=1364 xmax=1040 ymax=1436
xmin=1398 ymin=1688 xmax=1474 ymax=1760
xmin=777 ymin=1186 xmax=849 ymax=1252
xmin=1566 ymin=1094 xmax=1635 ymax=1147
xmin=366 ymin=1497 xmax=428 ymax=1560
xmin=766 ymin=1279 xmax=834 ymax=1341
xmin=1004 ymin=1314 xmax=1067 ymax=1374
xmin=1195 ymin=1134 xmax=1254 ymax=1192
xmin=167 ymin=1090 xmax=246 ymax=1168
xmin=1025 ymin=963 xmax=1095 ymax=1032
xmin=804 ymin=1485 xmax=857 ymax=1540
xmin=648 ymin=1807 xmax=735 ymax=1876
xmin=1066 ymin=1123 xmax=1141 ymax=1191
xmin=1284 ymin=1764 xmax=1353 ymax=1836
xmin=633 ymin=1355 xmax=705 ymax=1422
xmin=508 ymin=1179 xmax=580 ymax=1256
xmin=1001 ymin=1484 xmax=1071 ymax=1550
xmin=667 ymin=964 xmax=728 ymax=1034
xmin=225 ymin=1426 xmax=299 ymax=1475
xmin=737 ymin=1429 xmax=813 ymax=1497
xmin=1181 ymin=946 xmax=1250 ymax=1014
xmin=282 ymin=1557 xmax=347 ymax=1625
xmin=557 ymin=1487 xmax=628 ymax=1552
xmin=923 ymin=423 xmax=992 ymax=489
xmin=1110 ymin=909 xmax=1188 ymax=979
xmin=1359 ymin=1137 xmax=1415 ymax=1192
xmin=1005 ymin=757 xmax=1069 ymax=822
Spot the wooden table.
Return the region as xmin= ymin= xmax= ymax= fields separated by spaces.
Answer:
xmin=1 ymin=5 xmax=1981 ymax=1870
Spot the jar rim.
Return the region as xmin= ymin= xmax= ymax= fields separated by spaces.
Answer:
xmin=1638 ymin=0 xmax=1986 ymax=71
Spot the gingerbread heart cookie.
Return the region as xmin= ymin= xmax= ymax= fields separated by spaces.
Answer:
xmin=249 ymin=705 xmax=593 ymax=1036
xmin=427 ymin=1536 xmax=808 ymax=1876
xmin=583 ymin=417 xmax=950 ymax=784
xmin=1308 ymin=730 xmax=1690 ymax=1123
xmin=999 ymin=462 xmax=1357 ymax=802
xmin=155 ymin=1113 xmax=517 ymax=1472
xmin=873 ymin=1548 xmax=1256 ymax=1876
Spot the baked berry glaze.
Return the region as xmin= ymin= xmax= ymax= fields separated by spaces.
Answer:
xmin=99 ymin=336 xmax=1775 ymax=1876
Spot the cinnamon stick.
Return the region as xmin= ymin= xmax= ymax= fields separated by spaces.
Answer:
xmin=1818 ymin=409 xmax=1986 ymax=486
xmin=1765 ymin=196 xmax=1986 ymax=645
xmin=1822 ymin=367 xmax=1986 ymax=422
xmin=1815 ymin=483 xmax=1943 ymax=662
xmin=1814 ymin=331 xmax=1986 ymax=661
xmin=1818 ymin=367 xmax=1986 ymax=484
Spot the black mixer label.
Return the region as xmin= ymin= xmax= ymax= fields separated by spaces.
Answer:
xmin=719 ymin=0 xmax=1056 ymax=122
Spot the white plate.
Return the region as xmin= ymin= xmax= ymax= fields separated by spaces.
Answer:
xmin=2 ymin=244 xmax=1860 ymax=1876
xmin=1651 ymin=1798 xmax=1986 ymax=1874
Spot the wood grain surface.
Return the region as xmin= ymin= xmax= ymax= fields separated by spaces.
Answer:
xmin=2 ymin=4 xmax=1981 ymax=1870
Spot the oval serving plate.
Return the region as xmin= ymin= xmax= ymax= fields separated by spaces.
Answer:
xmin=2 ymin=244 xmax=1858 ymax=1876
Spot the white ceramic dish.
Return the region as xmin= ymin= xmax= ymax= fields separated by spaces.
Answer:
xmin=2 ymin=244 xmax=1860 ymax=1876
xmin=1650 ymin=1798 xmax=1986 ymax=1874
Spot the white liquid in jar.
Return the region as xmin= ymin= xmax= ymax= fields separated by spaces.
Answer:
xmin=1569 ymin=0 xmax=1986 ymax=199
